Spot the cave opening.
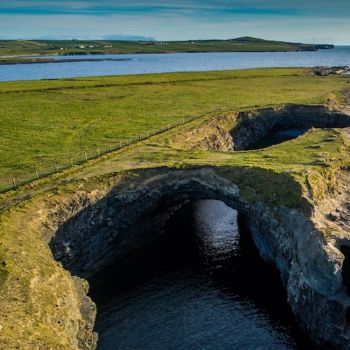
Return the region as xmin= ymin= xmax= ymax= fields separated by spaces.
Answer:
xmin=341 ymin=245 xmax=350 ymax=297
xmin=340 ymin=245 xmax=350 ymax=325
xmin=230 ymin=107 xmax=350 ymax=152
xmin=88 ymin=199 xmax=312 ymax=350
xmin=245 ymin=127 xmax=308 ymax=150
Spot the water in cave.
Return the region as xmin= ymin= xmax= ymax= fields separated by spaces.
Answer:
xmin=246 ymin=128 xmax=307 ymax=150
xmin=89 ymin=200 xmax=314 ymax=350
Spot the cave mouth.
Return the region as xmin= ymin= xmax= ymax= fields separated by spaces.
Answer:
xmin=340 ymin=245 xmax=350 ymax=324
xmin=245 ymin=127 xmax=308 ymax=150
xmin=89 ymin=199 xmax=313 ymax=350
xmin=229 ymin=106 xmax=350 ymax=152
xmin=341 ymin=246 xmax=350 ymax=296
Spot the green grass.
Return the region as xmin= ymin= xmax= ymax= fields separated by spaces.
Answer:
xmin=0 ymin=37 xmax=329 ymax=57
xmin=0 ymin=68 xmax=348 ymax=188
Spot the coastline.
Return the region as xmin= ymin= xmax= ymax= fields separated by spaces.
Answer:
xmin=0 ymin=57 xmax=132 ymax=65
xmin=0 ymin=46 xmax=337 ymax=66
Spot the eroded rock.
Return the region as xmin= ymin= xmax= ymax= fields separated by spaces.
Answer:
xmin=45 ymin=167 xmax=350 ymax=349
xmin=171 ymin=105 xmax=350 ymax=152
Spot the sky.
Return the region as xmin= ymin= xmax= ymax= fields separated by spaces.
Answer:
xmin=0 ymin=0 xmax=349 ymax=44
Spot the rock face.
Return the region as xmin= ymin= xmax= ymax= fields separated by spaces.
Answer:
xmin=48 ymin=167 xmax=350 ymax=349
xmin=170 ymin=113 xmax=237 ymax=151
xmin=232 ymin=105 xmax=350 ymax=150
xmin=50 ymin=169 xmax=242 ymax=277
xmin=248 ymin=203 xmax=350 ymax=349
xmin=172 ymin=105 xmax=350 ymax=152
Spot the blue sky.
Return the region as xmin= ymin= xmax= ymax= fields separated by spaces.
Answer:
xmin=1 ymin=0 xmax=349 ymax=43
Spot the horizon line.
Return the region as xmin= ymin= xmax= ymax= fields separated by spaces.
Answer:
xmin=0 ymin=37 xmax=344 ymax=44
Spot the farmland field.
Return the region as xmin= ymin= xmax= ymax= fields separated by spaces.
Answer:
xmin=0 ymin=67 xmax=348 ymax=187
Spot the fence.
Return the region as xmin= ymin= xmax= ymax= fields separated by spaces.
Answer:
xmin=0 ymin=113 xmax=203 ymax=194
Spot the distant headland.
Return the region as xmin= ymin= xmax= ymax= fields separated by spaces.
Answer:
xmin=0 ymin=37 xmax=334 ymax=62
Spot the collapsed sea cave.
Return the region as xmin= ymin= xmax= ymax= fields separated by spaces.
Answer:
xmin=232 ymin=105 xmax=350 ymax=151
xmin=48 ymin=166 xmax=350 ymax=350
xmin=178 ymin=104 xmax=350 ymax=152
xmin=50 ymin=170 xmax=307 ymax=349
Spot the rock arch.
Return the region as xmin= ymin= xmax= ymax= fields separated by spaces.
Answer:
xmin=47 ymin=167 xmax=350 ymax=349
xmin=50 ymin=168 xmax=243 ymax=277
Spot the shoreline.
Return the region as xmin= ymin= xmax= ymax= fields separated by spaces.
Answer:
xmin=0 ymin=46 xmax=338 ymax=66
xmin=0 ymin=57 xmax=132 ymax=65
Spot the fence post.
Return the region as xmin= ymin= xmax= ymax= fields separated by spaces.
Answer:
xmin=97 ymin=148 xmax=100 ymax=157
xmin=109 ymin=145 xmax=112 ymax=152
xmin=12 ymin=178 xmax=16 ymax=188
xmin=85 ymin=152 xmax=88 ymax=162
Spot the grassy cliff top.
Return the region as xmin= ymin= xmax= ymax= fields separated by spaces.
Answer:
xmin=0 ymin=67 xmax=348 ymax=189
xmin=0 ymin=37 xmax=333 ymax=57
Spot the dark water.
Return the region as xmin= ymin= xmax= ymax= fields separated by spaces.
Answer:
xmin=0 ymin=46 xmax=349 ymax=81
xmin=247 ymin=129 xmax=307 ymax=150
xmin=90 ymin=200 xmax=313 ymax=350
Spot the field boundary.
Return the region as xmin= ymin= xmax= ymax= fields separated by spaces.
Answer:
xmin=0 ymin=113 xmax=202 ymax=194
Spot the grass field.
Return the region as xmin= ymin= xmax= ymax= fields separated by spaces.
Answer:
xmin=0 ymin=37 xmax=332 ymax=58
xmin=0 ymin=68 xmax=349 ymax=188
